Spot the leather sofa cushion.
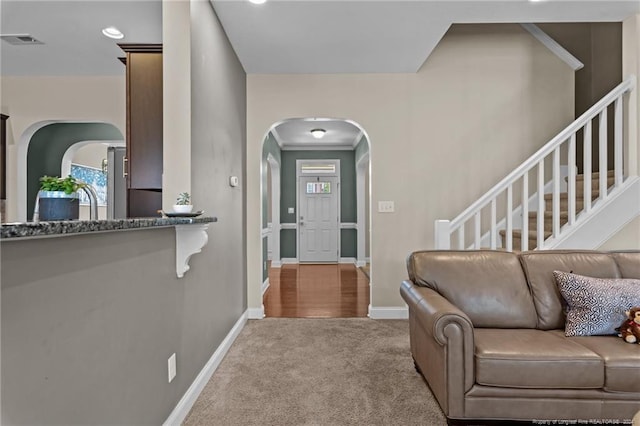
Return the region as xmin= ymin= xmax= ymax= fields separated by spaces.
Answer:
xmin=552 ymin=331 xmax=640 ymax=393
xmin=610 ymin=251 xmax=640 ymax=279
xmin=519 ymin=251 xmax=621 ymax=330
xmin=475 ymin=329 xmax=604 ymax=389
xmin=407 ymin=250 xmax=537 ymax=328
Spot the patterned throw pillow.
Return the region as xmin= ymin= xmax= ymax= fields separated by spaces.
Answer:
xmin=553 ymin=271 xmax=640 ymax=337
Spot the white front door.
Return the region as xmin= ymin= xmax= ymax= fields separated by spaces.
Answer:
xmin=298 ymin=176 xmax=339 ymax=262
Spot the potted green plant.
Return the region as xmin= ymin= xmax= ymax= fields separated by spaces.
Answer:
xmin=37 ymin=175 xmax=86 ymax=221
xmin=173 ymin=192 xmax=193 ymax=213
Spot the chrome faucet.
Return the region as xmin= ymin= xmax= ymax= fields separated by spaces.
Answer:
xmin=79 ymin=183 xmax=99 ymax=220
xmin=32 ymin=182 xmax=99 ymax=222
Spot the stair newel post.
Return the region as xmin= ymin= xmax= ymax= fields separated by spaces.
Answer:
xmin=568 ymin=134 xmax=577 ymax=226
xmin=505 ymin=186 xmax=513 ymax=251
xmin=435 ymin=220 xmax=451 ymax=249
xmin=537 ymin=160 xmax=545 ymax=249
xmin=584 ymin=121 xmax=592 ymax=212
xmin=614 ymin=96 xmax=623 ymax=186
xmin=490 ymin=199 xmax=497 ymax=250
xmin=521 ymin=173 xmax=529 ymax=251
xmin=552 ymin=147 xmax=561 ymax=237
xmin=598 ymin=108 xmax=608 ymax=199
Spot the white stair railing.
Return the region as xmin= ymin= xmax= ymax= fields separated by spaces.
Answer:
xmin=435 ymin=76 xmax=636 ymax=251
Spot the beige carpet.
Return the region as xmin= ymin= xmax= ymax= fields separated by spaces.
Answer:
xmin=183 ymin=318 xmax=447 ymax=426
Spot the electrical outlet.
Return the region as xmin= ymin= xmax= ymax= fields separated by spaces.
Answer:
xmin=168 ymin=353 xmax=176 ymax=383
xmin=378 ymin=201 xmax=395 ymax=213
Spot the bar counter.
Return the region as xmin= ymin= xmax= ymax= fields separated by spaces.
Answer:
xmin=1 ymin=216 xmax=217 ymax=240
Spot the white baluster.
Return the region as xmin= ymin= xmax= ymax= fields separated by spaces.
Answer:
xmin=458 ymin=226 xmax=465 ymax=250
xmin=521 ymin=173 xmax=529 ymax=251
xmin=506 ymin=185 xmax=513 ymax=251
xmin=553 ymin=147 xmax=560 ymax=237
xmin=614 ymin=97 xmax=623 ymax=186
xmin=490 ymin=199 xmax=497 ymax=250
xmin=568 ymin=134 xmax=576 ymax=225
xmin=584 ymin=121 xmax=592 ymax=212
xmin=599 ymin=108 xmax=608 ymax=199
xmin=537 ymin=160 xmax=545 ymax=249
xmin=474 ymin=212 xmax=481 ymax=249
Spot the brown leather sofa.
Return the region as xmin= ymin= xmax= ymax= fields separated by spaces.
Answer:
xmin=400 ymin=250 xmax=640 ymax=425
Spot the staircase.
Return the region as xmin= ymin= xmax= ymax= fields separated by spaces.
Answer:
xmin=500 ymin=171 xmax=614 ymax=250
xmin=435 ymin=76 xmax=638 ymax=251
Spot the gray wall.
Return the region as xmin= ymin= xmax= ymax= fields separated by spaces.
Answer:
xmin=280 ymin=150 xmax=356 ymax=258
xmin=1 ymin=2 xmax=247 ymax=424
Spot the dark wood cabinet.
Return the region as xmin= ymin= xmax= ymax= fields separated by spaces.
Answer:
xmin=119 ymin=44 xmax=163 ymax=217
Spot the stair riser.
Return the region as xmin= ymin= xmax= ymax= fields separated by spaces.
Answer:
xmin=508 ymin=236 xmax=537 ymax=251
xmin=544 ymin=198 xmax=585 ymax=211
xmin=575 ymin=178 xmax=614 ymax=195
xmin=528 ymin=217 xmax=569 ymax=233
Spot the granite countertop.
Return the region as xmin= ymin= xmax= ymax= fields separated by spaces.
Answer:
xmin=1 ymin=217 xmax=217 ymax=240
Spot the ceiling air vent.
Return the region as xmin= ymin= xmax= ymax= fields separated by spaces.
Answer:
xmin=0 ymin=34 xmax=44 ymax=45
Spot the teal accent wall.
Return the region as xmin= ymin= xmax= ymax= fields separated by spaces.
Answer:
xmin=341 ymin=229 xmax=357 ymax=258
xmin=279 ymin=150 xmax=356 ymax=258
xmin=27 ymin=123 xmax=124 ymax=220
xmin=280 ymin=229 xmax=297 ymax=258
xmin=262 ymin=237 xmax=268 ymax=282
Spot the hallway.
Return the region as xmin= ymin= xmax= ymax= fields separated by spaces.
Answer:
xmin=264 ymin=264 xmax=370 ymax=318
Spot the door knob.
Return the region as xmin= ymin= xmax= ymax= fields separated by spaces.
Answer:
xmin=299 ymin=221 xmax=304 ymax=226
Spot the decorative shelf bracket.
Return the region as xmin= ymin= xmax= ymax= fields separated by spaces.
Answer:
xmin=175 ymin=224 xmax=210 ymax=278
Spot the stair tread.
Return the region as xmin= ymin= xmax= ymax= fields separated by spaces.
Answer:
xmin=501 ymin=229 xmax=552 ymax=238
xmin=574 ymin=170 xmax=615 ymax=181
xmin=529 ymin=211 xmax=569 ymax=219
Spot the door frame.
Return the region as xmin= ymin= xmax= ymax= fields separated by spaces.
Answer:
xmin=296 ymin=159 xmax=341 ymax=263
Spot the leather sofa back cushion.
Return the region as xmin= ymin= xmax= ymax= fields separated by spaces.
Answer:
xmin=519 ymin=251 xmax=621 ymax=330
xmin=610 ymin=251 xmax=640 ymax=279
xmin=407 ymin=250 xmax=537 ymax=328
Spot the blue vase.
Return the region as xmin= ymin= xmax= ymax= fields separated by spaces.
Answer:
xmin=38 ymin=191 xmax=80 ymax=221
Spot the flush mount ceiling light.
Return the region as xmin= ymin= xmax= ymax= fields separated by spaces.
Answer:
xmin=102 ymin=26 xmax=124 ymax=40
xmin=249 ymin=0 xmax=267 ymax=4
xmin=310 ymin=129 xmax=326 ymax=139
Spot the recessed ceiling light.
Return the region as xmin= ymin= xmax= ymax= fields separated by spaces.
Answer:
xmin=249 ymin=0 xmax=267 ymax=4
xmin=102 ymin=26 xmax=124 ymax=40
xmin=310 ymin=129 xmax=326 ymax=139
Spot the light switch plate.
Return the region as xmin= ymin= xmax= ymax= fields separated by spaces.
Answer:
xmin=378 ymin=201 xmax=395 ymax=213
xmin=288 ymin=207 xmax=295 ymax=214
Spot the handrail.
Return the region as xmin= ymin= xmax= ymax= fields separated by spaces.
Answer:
xmin=449 ymin=76 xmax=635 ymax=230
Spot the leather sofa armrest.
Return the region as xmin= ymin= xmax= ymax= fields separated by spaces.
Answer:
xmin=400 ymin=280 xmax=474 ymax=346
xmin=400 ymin=280 xmax=475 ymax=417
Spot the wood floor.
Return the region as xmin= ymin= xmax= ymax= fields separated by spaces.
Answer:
xmin=264 ymin=264 xmax=370 ymax=318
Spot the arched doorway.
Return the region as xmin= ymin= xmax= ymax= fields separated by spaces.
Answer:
xmin=17 ymin=121 xmax=123 ymax=221
xmin=259 ymin=117 xmax=372 ymax=318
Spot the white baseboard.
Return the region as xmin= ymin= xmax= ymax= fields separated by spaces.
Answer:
xmin=261 ymin=278 xmax=270 ymax=296
xmin=281 ymin=258 xmax=298 ymax=264
xmin=339 ymin=257 xmax=357 ymax=264
xmin=163 ymin=311 xmax=248 ymax=426
xmin=368 ymin=305 xmax=409 ymax=319
xmin=248 ymin=306 xmax=265 ymax=319
xmin=355 ymin=260 xmax=367 ymax=267
xmin=271 ymin=260 xmax=282 ymax=268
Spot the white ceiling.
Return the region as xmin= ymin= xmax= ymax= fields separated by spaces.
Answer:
xmin=0 ymin=1 xmax=162 ymax=76
xmin=2 ymin=0 xmax=638 ymax=147
xmin=272 ymin=119 xmax=363 ymax=150
xmin=211 ymin=0 xmax=640 ymax=74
